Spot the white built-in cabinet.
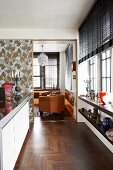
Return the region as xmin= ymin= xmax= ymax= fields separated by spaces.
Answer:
xmin=2 ymin=118 xmax=15 ymax=170
xmin=0 ymin=100 xmax=29 ymax=170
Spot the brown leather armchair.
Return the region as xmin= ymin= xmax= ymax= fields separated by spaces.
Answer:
xmin=39 ymin=95 xmax=65 ymax=114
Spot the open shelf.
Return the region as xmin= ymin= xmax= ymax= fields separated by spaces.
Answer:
xmin=79 ymin=108 xmax=113 ymax=145
xmin=79 ymin=96 xmax=113 ymax=117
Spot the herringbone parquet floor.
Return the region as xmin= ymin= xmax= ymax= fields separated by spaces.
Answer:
xmin=14 ymin=117 xmax=113 ymax=170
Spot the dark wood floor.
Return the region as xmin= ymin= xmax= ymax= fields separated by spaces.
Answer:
xmin=14 ymin=117 xmax=113 ymax=170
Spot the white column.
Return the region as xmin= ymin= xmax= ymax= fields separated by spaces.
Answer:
xmin=60 ymin=52 xmax=66 ymax=94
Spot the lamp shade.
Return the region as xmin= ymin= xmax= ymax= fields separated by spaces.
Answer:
xmin=38 ymin=53 xmax=48 ymax=66
xmin=38 ymin=45 xmax=48 ymax=66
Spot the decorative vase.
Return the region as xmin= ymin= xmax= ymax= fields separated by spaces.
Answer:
xmin=102 ymin=117 xmax=113 ymax=132
xmin=99 ymin=91 xmax=106 ymax=105
xmin=2 ymin=83 xmax=14 ymax=99
xmin=96 ymin=114 xmax=101 ymax=126
xmin=92 ymin=107 xmax=98 ymax=122
xmin=14 ymin=94 xmax=22 ymax=102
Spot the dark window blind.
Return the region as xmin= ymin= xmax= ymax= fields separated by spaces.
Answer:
xmin=111 ymin=1 xmax=113 ymax=40
xmin=79 ymin=0 xmax=113 ymax=63
xmin=102 ymin=0 xmax=111 ymax=44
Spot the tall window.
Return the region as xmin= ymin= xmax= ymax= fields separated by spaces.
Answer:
xmin=33 ymin=53 xmax=59 ymax=89
xmin=33 ymin=58 xmax=41 ymax=88
xmin=65 ymin=44 xmax=73 ymax=90
xmin=45 ymin=58 xmax=58 ymax=88
xmin=89 ymin=56 xmax=97 ymax=92
xmin=101 ymin=50 xmax=111 ymax=93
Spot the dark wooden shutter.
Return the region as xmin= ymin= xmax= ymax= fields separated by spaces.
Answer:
xmin=79 ymin=0 xmax=113 ymax=64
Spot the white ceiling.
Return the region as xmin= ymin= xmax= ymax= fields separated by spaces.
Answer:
xmin=0 ymin=0 xmax=95 ymax=29
xmin=33 ymin=41 xmax=69 ymax=52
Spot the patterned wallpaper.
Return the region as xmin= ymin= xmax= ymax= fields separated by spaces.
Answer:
xmin=0 ymin=40 xmax=33 ymax=121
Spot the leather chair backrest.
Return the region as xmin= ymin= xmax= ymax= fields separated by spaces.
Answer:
xmin=39 ymin=95 xmax=65 ymax=113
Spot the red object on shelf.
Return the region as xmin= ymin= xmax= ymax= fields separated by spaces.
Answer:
xmin=99 ymin=91 xmax=106 ymax=105
xmin=2 ymin=83 xmax=13 ymax=97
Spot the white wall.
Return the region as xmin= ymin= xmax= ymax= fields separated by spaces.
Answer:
xmin=0 ymin=28 xmax=78 ymax=40
xmin=60 ymin=52 xmax=66 ymax=94
xmin=78 ymin=61 xmax=89 ymax=95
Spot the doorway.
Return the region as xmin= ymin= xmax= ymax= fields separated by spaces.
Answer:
xmin=32 ymin=40 xmax=78 ymax=121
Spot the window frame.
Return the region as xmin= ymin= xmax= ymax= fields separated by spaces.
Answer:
xmin=100 ymin=49 xmax=111 ymax=93
xmin=33 ymin=58 xmax=41 ymax=88
xmin=89 ymin=58 xmax=95 ymax=91
xmin=88 ymin=56 xmax=97 ymax=93
xmin=33 ymin=53 xmax=59 ymax=89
